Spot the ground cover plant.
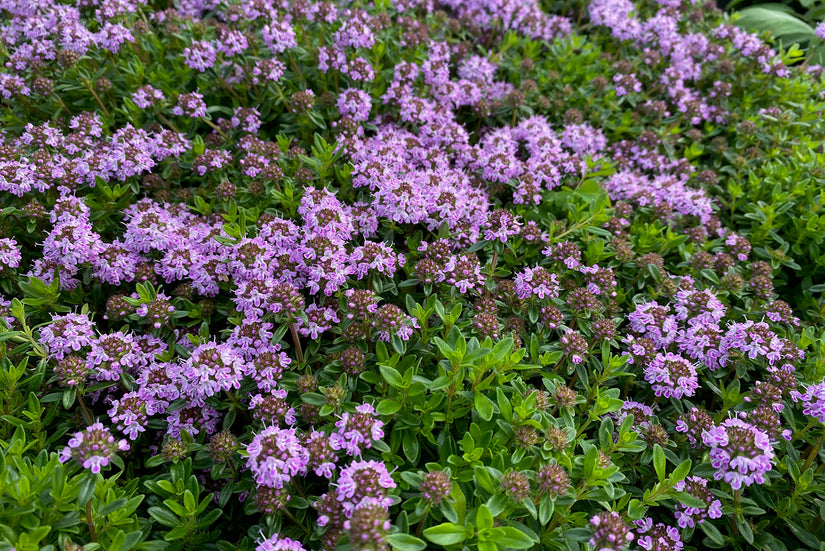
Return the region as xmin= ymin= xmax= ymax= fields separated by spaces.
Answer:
xmin=1 ymin=0 xmax=825 ymax=549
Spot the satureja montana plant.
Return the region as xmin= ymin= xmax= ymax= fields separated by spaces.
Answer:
xmin=1 ymin=0 xmax=825 ymax=550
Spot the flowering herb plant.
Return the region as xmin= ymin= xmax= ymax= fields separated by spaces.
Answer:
xmin=1 ymin=0 xmax=825 ymax=550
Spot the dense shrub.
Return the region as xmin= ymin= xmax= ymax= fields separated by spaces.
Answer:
xmin=1 ymin=0 xmax=825 ymax=550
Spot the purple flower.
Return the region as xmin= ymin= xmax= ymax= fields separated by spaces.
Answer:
xmin=262 ymin=21 xmax=296 ymax=54
xmin=702 ymin=418 xmax=774 ymax=490
xmin=589 ymin=511 xmax=634 ymax=551
xmin=673 ymin=476 xmax=723 ymax=528
xmin=295 ymin=304 xmax=340 ymax=339
xmin=331 ymin=403 xmax=385 ymax=456
xmin=614 ymin=73 xmax=642 ymax=96
xmin=420 ymin=471 xmax=452 ymax=504
xmin=483 ymin=209 xmax=522 ymax=243
xmin=180 ymin=342 xmax=246 ymax=405
xmin=132 ymin=85 xmax=164 ymax=108
xmin=172 ymin=92 xmax=207 ymax=117
xmin=675 ymin=407 xmax=715 ymax=447
xmin=255 ymin=533 xmax=306 ymax=551
xmin=561 ymin=123 xmax=607 ymax=156
xmin=673 ymin=288 xmax=726 ymax=324
xmin=816 ymin=21 xmax=825 ymax=41
xmin=250 ymin=389 xmax=296 ymax=426
xmin=252 ymin=59 xmax=286 ymax=84
xmin=634 ymin=519 xmax=683 ymax=551
xmin=303 ymin=430 xmax=338 ymax=478
xmin=336 ymin=459 xmax=396 ymax=516
xmin=371 ymin=304 xmax=418 ymax=342
xmin=0 ymin=238 xmax=22 ymax=268
xmin=215 ymin=28 xmax=248 ymax=56
xmin=108 ymin=391 xmax=156 ymax=440
xmin=183 ymin=40 xmax=216 ymax=72
xmin=791 ymin=381 xmax=825 ymax=423
xmin=343 ymin=497 xmax=392 ymax=550
xmin=337 ymin=88 xmax=372 ymax=122
xmin=644 ymin=352 xmax=699 ymax=399
xmin=59 ymin=421 xmax=129 ymax=474
xmin=246 ymin=426 xmax=309 ymax=489
xmin=513 ymin=266 xmax=560 ymax=300
xmin=166 ymin=405 xmax=220 ymax=438
xmin=88 ymin=331 xmax=140 ymax=382
xmin=627 ymin=301 xmax=678 ymax=349
xmin=561 ymin=330 xmax=589 ymax=364
xmin=40 ymin=312 xmax=96 ymax=361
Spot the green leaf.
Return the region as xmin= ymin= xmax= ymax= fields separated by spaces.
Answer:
xmin=78 ymin=473 xmax=97 ymax=504
xmin=653 ymin=444 xmax=666 ymax=483
xmin=700 ymin=521 xmax=725 ymax=545
xmin=786 ymin=520 xmax=820 ymax=548
xmin=496 ymin=387 xmax=512 ymax=422
xmin=62 ymin=388 xmax=76 ymax=409
xmin=379 ymin=364 xmax=405 ymax=389
xmin=99 ymin=498 xmax=128 ymax=517
xmin=148 ymin=506 xmax=181 ymax=528
xmin=10 ymin=298 xmax=24 ymax=323
xmin=627 ymin=499 xmax=647 ymax=520
xmin=376 ymin=399 xmax=402 ymax=415
xmin=670 ymin=459 xmax=691 ymax=483
xmin=539 ymin=496 xmax=555 ymax=525
xmin=386 ymin=533 xmax=427 ymax=551
xmin=474 ymin=393 xmax=495 ymax=421
xmin=497 ymin=527 xmax=536 ymax=549
xmin=674 ymin=491 xmax=708 ymax=509
xmin=476 ymin=504 xmax=494 ymax=531
xmin=422 ymin=523 xmax=467 ymax=546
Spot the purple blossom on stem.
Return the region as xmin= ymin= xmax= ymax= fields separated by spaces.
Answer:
xmin=331 ymin=403 xmax=385 ymax=456
xmin=40 ymin=312 xmax=96 ymax=361
xmin=336 ymin=459 xmax=396 ymax=516
xmin=791 ymin=381 xmax=825 ymax=423
xmin=589 ymin=511 xmax=634 ymax=551
xmin=183 ymin=40 xmax=217 ymax=72
xmin=255 ymin=533 xmax=307 ymax=551
xmin=672 ymin=476 xmax=723 ymax=528
xmin=246 ymin=426 xmax=309 ymax=489
xmin=633 ymin=519 xmax=683 ymax=551
xmin=702 ymin=418 xmax=774 ymax=490
xmin=514 ymin=266 xmax=560 ymax=300
xmin=0 ymin=238 xmax=21 ymax=268
xmin=644 ymin=352 xmax=699 ymax=399
xmin=59 ymin=421 xmax=129 ymax=474
xmin=132 ymin=85 xmax=164 ymax=108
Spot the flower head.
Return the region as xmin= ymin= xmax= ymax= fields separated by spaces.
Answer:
xmin=702 ymin=418 xmax=774 ymax=490
xmin=246 ymin=427 xmax=309 ymax=489
xmin=589 ymin=511 xmax=634 ymax=551
xmin=59 ymin=422 xmax=129 ymax=474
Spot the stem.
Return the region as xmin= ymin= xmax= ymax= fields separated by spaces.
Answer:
xmin=157 ymin=113 xmax=182 ymax=133
xmin=414 ymin=511 xmax=429 ymax=538
xmin=731 ymin=488 xmax=741 ymax=537
xmin=51 ymin=92 xmax=73 ymax=117
xmin=77 ymin=391 xmax=94 ymax=425
xmin=85 ymin=501 xmax=97 ymax=542
xmin=219 ymin=78 xmax=244 ymax=103
xmin=281 ymin=508 xmax=310 ymax=536
xmin=200 ymin=117 xmax=228 ymax=140
xmin=553 ymin=215 xmax=596 ymax=241
xmin=84 ymin=81 xmax=111 ymax=117
xmin=488 ymin=249 xmax=499 ymax=277
xmin=289 ymin=322 xmax=305 ymax=363
xmin=802 ymin=435 xmax=823 ymax=473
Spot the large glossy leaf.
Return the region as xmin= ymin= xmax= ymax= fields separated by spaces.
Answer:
xmin=734 ymin=6 xmax=817 ymax=45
